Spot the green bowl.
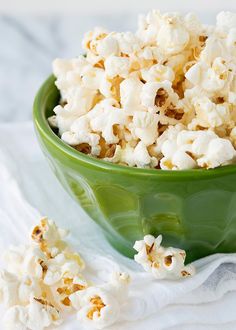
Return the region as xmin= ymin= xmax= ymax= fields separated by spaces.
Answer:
xmin=33 ymin=75 xmax=236 ymax=262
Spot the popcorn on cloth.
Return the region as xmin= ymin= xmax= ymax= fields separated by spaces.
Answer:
xmin=0 ymin=217 xmax=131 ymax=330
xmin=50 ymin=10 xmax=236 ymax=170
xmin=3 ymin=296 xmax=62 ymax=330
xmin=0 ymin=218 xmax=87 ymax=329
xmin=70 ymin=272 xmax=130 ymax=329
xmin=133 ymin=235 xmax=195 ymax=279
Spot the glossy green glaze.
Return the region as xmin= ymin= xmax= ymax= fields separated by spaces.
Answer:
xmin=33 ymin=75 xmax=236 ymax=262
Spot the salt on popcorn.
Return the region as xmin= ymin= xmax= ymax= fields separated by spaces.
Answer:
xmin=49 ymin=10 xmax=236 ymax=171
xmin=133 ymin=235 xmax=195 ymax=279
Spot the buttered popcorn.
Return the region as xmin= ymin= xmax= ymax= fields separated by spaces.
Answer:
xmin=49 ymin=10 xmax=236 ymax=170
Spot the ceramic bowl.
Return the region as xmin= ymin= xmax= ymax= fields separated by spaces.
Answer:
xmin=33 ymin=75 xmax=236 ymax=262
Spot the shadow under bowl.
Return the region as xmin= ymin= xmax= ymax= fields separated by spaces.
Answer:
xmin=33 ymin=75 xmax=236 ymax=262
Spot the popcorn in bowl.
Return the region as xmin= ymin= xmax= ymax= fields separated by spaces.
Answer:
xmin=49 ymin=10 xmax=236 ymax=170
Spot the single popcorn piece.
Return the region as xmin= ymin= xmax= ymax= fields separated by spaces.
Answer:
xmin=31 ymin=217 xmax=70 ymax=257
xmin=130 ymin=111 xmax=159 ymax=145
xmin=3 ymin=245 xmax=48 ymax=281
xmin=70 ymin=272 xmax=130 ymax=329
xmin=82 ymin=27 xmax=108 ymax=55
xmin=133 ymin=235 xmax=195 ymax=279
xmin=156 ymin=14 xmax=190 ymax=55
xmin=141 ymin=64 xmax=175 ymax=83
xmin=190 ymin=96 xmax=232 ymax=129
xmin=43 ymin=250 xmax=85 ymax=286
xmin=120 ymin=77 xmax=144 ymax=114
xmin=50 ymin=10 xmax=236 ymax=171
xmin=141 ymin=80 xmax=179 ymax=112
xmin=198 ymin=137 xmax=236 ymax=168
xmin=96 ymin=33 xmax=119 ymax=58
xmin=115 ymin=32 xmax=141 ymax=55
xmin=133 ymin=141 xmax=158 ymax=168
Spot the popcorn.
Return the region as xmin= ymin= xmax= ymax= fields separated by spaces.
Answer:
xmin=31 ymin=217 xmax=69 ymax=257
xmin=96 ymin=34 xmax=119 ymax=58
xmin=141 ymin=64 xmax=175 ymax=83
xmin=4 ymin=297 xmax=62 ymax=330
xmin=186 ymin=57 xmax=234 ymax=94
xmin=189 ymin=96 xmax=232 ymax=129
xmin=43 ymin=251 xmax=85 ymax=286
xmin=0 ymin=271 xmax=40 ymax=308
xmin=120 ymin=77 xmax=144 ymax=114
xmin=1 ymin=217 xmax=197 ymax=329
xmin=130 ymin=111 xmax=159 ymax=145
xmin=104 ymin=55 xmax=130 ymax=78
xmin=133 ymin=141 xmax=158 ymax=168
xmin=141 ymin=81 xmax=179 ymax=112
xmin=0 ymin=218 xmax=86 ymax=329
xmin=230 ymin=127 xmax=236 ymax=147
xmin=50 ymin=10 xmax=236 ymax=171
xmin=0 ymin=218 xmax=132 ymax=330
xmin=54 ymin=275 xmax=88 ymax=308
xmin=216 ymin=11 xmax=236 ymax=31
xmin=61 ymin=130 xmax=101 ymax=156
xmin=115 ymin=32 xmax=141 ymax=55
xmin=156 ymin=14 xmax=190 ymax=55
xmin=82 ymin=27 xmax=108 ymax=55
xmin=133 ymin=235 xmax=195 ymax=279
xmin=137 ymin=10 xmax=163 ymax=45
xmin=197 ymin=137 xmax=236 ymax=168
xmin=156 ymin=126 xmax=236 ymax=170
xmin=70 ymin=272 xmax=130 ymax=329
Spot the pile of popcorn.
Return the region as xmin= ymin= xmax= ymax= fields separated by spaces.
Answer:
xmin=0 ymin=218 xmax=194 ymax=329
xmin=0 ymin=218 xmax=130 ymax=330
xmin=49 ymin=10 xmax=236 ymax=170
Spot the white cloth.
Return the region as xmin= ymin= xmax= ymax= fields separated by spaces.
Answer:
xmin=0 ymin=121 xmax=236 ymax=330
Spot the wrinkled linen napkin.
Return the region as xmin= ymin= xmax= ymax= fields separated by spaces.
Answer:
xmin=0 ymin=121 xmax=236 ymax=330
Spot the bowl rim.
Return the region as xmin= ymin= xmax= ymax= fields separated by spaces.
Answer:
xmin=33 ymin=74 xmax=236 ymax=178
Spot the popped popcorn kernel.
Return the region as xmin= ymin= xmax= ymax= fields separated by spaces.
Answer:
xmin=133 ymin=235 xmax=195 ymax=279
xmin=71 ymin=272 xmax=130 ymax=329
